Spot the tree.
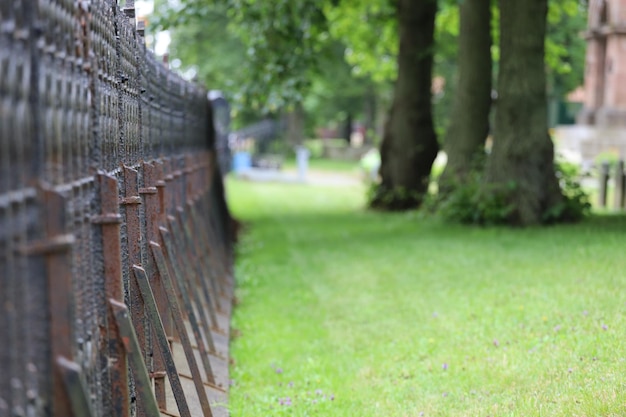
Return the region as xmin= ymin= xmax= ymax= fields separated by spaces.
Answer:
xmin=163 ymin=4 xmax=247 ymax=92
xmin=370 ymin=0 xmax=439 ymax=210
xmin=302 ymin=41 xmax=382 ymax=141
xmin=439 ymin=0 xmax=492 ymax=192
xmin=545 ymin=1 xmax=588 ymax=99
xmin=483 ymin=0 xmax=563 ymax=225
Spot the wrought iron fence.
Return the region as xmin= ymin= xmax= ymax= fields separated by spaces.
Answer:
xmin=0 ymin=1 xmax=234 ymax=417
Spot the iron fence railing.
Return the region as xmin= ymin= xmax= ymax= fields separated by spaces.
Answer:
xmin=0 ymin=1 xmax=234 ymax=417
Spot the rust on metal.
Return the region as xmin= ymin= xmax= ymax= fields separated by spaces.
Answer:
xmin=56 ymin=356 xmax=95 ymax=417
xmin=141 ymin=161 xmax=170 ymax=407
xmin=109 ymin=299 xmax=161 ymax=417
xmin=120 ymin=165 xmax=153 ymax=416
xmin=160 ymin=226 xmax=218 ymax=366
xmin=150 ymin=241 xmax=214 ymax=416
xmin=132 ymin=265 xmax=192 ymax=417
xmin=1 ymin=0 xmax=234 ymax=415
xmin=91 ymin=213 xmax=124 ymax=224
xmin=138 ymin=187 xmax=158 ymax=195
xmin=168 ymin=215 xmax=222 ymax=335
xmin=178 ymin=374 xmax=227 ymax=393
xmin=175 ymin=209 xmax=224 ymax=323
xmin=120 ymin=196 xmax=142 ymax=205
xmin=97 ymin=173 xmax=130 ymax=417
xmin=187 ymin=205 xmax=229 ymax=310
xmin=40 ymin=188 xmax=75 ymax=417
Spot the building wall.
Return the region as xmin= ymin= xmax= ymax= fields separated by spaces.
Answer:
xmin=580 ymin=0 xmax=626 ymax=126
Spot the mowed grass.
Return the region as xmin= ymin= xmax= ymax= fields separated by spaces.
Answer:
xmin=225 ymin=177 xmax=626 ymax=416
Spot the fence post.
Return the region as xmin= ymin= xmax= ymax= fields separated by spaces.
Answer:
xmin=599 ymin=161 xmax=610 ymax=208
xmin=614 ymin=159 xmax=625 ymax=210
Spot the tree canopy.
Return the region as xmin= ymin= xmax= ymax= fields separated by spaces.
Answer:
xmin=156 ymin=0 xmax=590 ymax=225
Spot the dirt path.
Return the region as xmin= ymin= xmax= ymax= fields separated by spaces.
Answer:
xmin=236 ymin=168 xmax=364 ymax=187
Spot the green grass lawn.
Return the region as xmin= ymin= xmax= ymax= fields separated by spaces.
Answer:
xmin=225 ymin=177 xmax=626 ymax=416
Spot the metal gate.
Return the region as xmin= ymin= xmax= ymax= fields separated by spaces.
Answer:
xmin=0 ymin=1 xmax=234 ymax=416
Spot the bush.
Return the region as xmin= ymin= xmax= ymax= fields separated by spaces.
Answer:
xmin=436 ymin=172 xmax=517 ymax=225
xmin=438 ymin=161 xmax=591 ymax=225
xmin=594 ymin=150 xmax=620 ymax=171
xmin=542 ymin=161 xmax=591 ymax=223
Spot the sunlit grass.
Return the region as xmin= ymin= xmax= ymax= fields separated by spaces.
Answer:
xmin=225 ymin=177 xmax=626 ymax=416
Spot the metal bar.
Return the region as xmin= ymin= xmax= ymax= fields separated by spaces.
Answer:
xmin=614 ymin=160 xmax=625 ymax=210
xmin=141 ymin=161 xmax=168 ymax=407
xmin=160 ymin=226 xmax=218 ymax=364
xmin=170 ymin=215 xmax=222 ymax=340
xmin=179 ymin=206 xmax=224 ymax=313
xmin=189 ymin=201 xmax=229 ymax=300
xmin=2 ymin=0 xmax=234 ymax=413
xmin=181 ymin=207 xmax=225 ymax=320
xmin=132 ymin=265 xmax=192 ymax=417
xmin=97 ymin=173 xmax=130 ymax=417
xmin=56 ymin=357 xmax=95 ymax=417
xmin=121 ymin=165 xmax=151 ymax=417
xmin=203 ymin=201 xmax=231 ymax=296
xmin=121 ymin=166 xmax=147 ymax=342
xmin=168 ymin=214 xmax=222 ymax=333
xmin=38 ymin=188 xmax=75 ymax=417
xmin=599 ymin=161 xmax=609 ymax=208
xmin=150 ymin=242 xmax=214 ymax=416
xmin=108 ymin=299 xmax=161 ymax=417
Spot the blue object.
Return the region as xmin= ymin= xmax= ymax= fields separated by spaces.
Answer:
xmin=232 ymin=152 xmax=251 ymax=173
xmin=295 ymin=146 xmax=310 ymax=181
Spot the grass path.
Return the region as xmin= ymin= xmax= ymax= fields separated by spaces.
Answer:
xmin=226 ymin=178 xmax=626 ymax=416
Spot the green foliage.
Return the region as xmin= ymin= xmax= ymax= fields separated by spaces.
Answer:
xmin=594 ymin=150 xmax=621 ymax=171
xmin=546 ymin=0 xmax=588 ymax=96
xmin=301 ymin=42 xmax=379 ymax=135
xmin=223 ymin=0 xmax=331 ymax=110
xmin=324 ymin=0 xmax=397 ymax=83
xmin=154 ymin=0 xmax=588 ymax=117
xmin=543 ymin=161 xmax=592 ymax=223
xmin=154 ymin=0 xmax=332 ymax=111
xmin=438 ymin=161 xmax=591 ymax=226
xmin=157 ymin=4 xmax=248 ymax=93
xmin=436 ymin=172 xmax=517 ymax=225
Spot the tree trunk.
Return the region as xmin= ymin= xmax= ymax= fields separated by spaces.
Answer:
xmin=440 ymin=0 xmax=492 ymax=192
xmin=343 ymin=112 xmax=352 ymax=144
xmin=484 ymin=0 xmax=562 ymax=225
xmin=371 ymin=0 xmax=439 ymax=210
xmin=285 ymin=102 xmax=305 ymax=146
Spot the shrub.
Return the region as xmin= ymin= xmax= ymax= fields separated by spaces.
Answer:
xmin=542 ymin=160 xmax=591 ymax=223
xmin=594 ymin=150 xmax=620 ymax=171
xmin=436 ymin=172 xmax=517 ymax=225
xmin=438 ymin=161 xmax=591 ymax=225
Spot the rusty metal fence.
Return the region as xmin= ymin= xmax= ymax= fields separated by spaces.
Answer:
xmin=1 ymin=1 xmax=234 ymax=417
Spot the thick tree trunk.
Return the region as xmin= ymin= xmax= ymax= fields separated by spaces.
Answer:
xmin=371 ymin=0 xmax=439 ymax=210
xmin=440 ymin=0 xmax=492 ymax=192
xmin=484 ymin=0 xmax=562 ymax=225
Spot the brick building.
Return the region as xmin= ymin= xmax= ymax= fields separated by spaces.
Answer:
xmin=579 ymin=0 xmax=626 ymax=126
xmin=565 ymin=0 xmax=626 ymax=164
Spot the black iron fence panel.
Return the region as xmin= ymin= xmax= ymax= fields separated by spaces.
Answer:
xmin=0 ymin=1 xmax=234 ymax=417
